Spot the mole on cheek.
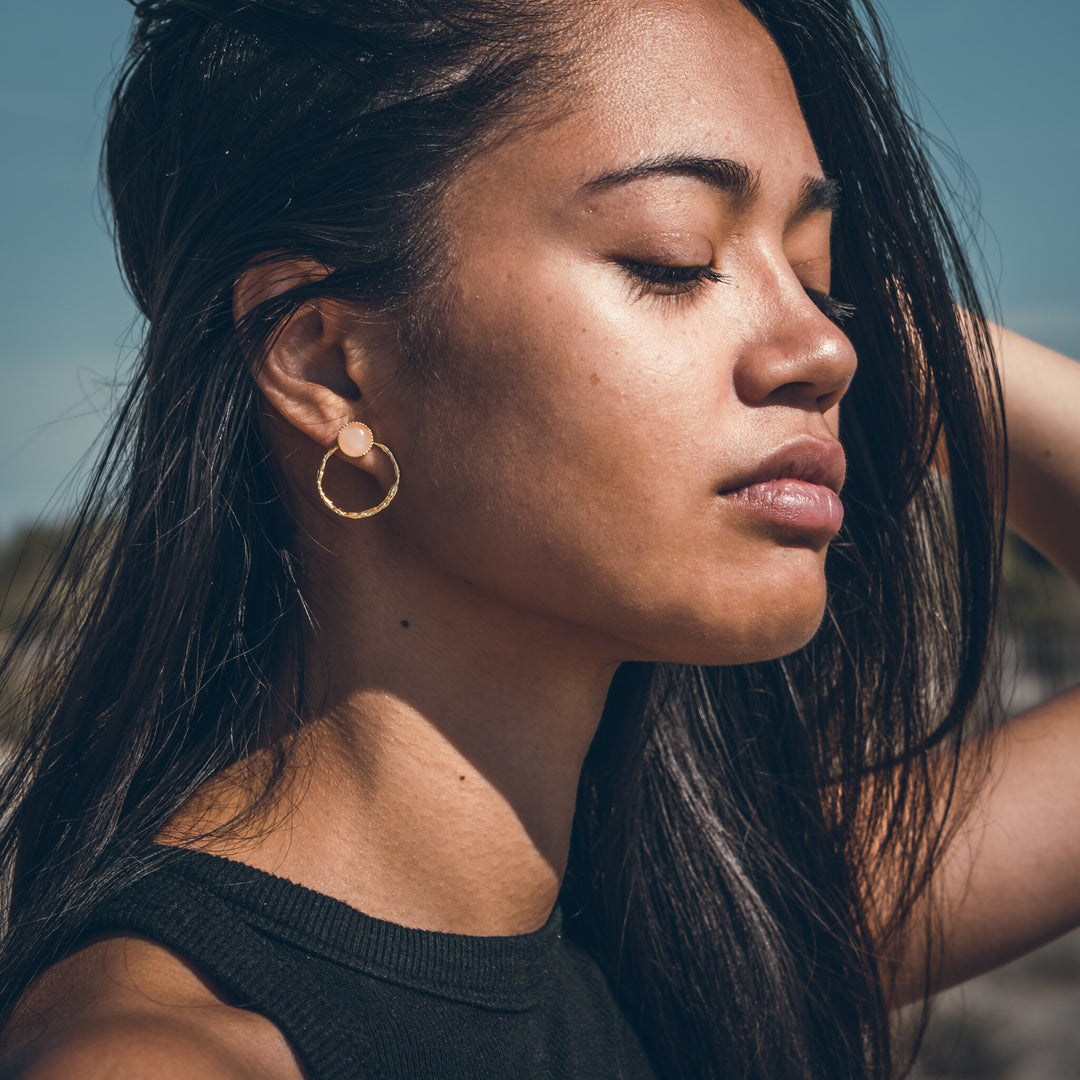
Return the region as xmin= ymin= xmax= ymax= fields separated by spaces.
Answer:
xmin=400 ymin=620 xmax=410 ymax=629
xmin=590 ymin=372 xmax=601 ymax=386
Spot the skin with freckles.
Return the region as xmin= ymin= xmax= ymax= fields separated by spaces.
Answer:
xmin=192 ymin=0 xmax=858 ymax=935
xmin=304 ymin=0 xmax=855 ymax=673
xmin=9 ymin=3 xmax=1080 ymax=1077
xmin=0 ymin=2 xmax=861 ymax=1075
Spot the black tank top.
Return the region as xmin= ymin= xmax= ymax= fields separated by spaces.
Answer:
xmin=80 ymin=847 xmax=659 ymax=1080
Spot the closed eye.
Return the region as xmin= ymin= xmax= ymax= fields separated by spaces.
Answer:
xmin=620 ymin=261 xmax=729 ymax=301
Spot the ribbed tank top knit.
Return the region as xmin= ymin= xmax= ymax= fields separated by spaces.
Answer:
xmin=79 ymin=846 xmax=659 ymax=1080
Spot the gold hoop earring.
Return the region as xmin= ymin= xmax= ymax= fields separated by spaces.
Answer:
xmin=316 ymin=422 xmax=400 ymax=519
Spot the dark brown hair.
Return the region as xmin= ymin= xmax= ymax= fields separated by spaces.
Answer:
xmin=0 ymin=3 xmax=1003 ymax=1077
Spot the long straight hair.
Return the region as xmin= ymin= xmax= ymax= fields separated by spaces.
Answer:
xmin=0 ymin=3 xmax=1002 ymax=1078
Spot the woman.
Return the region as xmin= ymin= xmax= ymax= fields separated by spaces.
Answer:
xmin=1 ymin=0 xmax=1078 ymax=1076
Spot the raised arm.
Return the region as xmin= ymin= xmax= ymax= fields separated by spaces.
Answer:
xmin=998 ymin=324 xmax=1080 ymax=584
xmin=888 ymin=324 xmax=1080 ymax=1006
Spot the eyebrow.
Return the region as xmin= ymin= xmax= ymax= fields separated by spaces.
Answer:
xmin=792 ymin=174 xmax=841 ymax=221
xmin=580 ymin=154 xmax=840 ymax=223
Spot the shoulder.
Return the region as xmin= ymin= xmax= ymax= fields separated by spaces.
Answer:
xmin=0 ymin=935 xmax=303 ymax=1080
xmin=0 ymin=1015 xmax=262 ymax=1080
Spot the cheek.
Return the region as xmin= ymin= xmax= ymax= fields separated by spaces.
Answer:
xmin=414 ymin=268 xmax=713 ymax=546
xmin=391 ymin=273 xmax=830 ymax=665
xmin=435 ymin=261 xmax=721 ymax=463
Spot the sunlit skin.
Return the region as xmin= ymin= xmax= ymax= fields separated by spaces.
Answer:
xmin=381 ymin=0 xmax=855 ymax=672
xmin=13 ymin=1 xmax=1080 ymax=1075
xmin=197 ymin=0 xmax=859 ymax=932
xmin=214 ymin=0 xmax=856 ymax=941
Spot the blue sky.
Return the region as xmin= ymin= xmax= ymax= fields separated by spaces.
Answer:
xmin=1 ymin=1 xmax=1077 ymax=537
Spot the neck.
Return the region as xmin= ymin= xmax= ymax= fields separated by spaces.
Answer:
xmin=173 ymin=539 xmax=621 ymax=936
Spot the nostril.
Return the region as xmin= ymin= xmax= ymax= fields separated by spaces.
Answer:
xmin=816 ymin=386 xmax=848 ymax=413
xmin=733 ymin=337 xmax=856 ymax=412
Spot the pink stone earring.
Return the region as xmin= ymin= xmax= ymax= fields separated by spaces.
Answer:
xmin=316 ymin=422 xmax=400 ymax=519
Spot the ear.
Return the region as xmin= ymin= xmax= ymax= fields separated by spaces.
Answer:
xmin=234 ymin=258 xmax=390 ymax=452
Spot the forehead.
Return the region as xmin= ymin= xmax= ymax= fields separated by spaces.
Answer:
xmin=591 ymin=0 xmax=804 ymax=130
xmin=450 ymin=0 xmax=821 ymax=220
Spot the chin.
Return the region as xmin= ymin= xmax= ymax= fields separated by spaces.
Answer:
xmin=647 ymin=574 xmax=830 ymax=668
xmin=744 ymin=606 xmax=828 ymax=663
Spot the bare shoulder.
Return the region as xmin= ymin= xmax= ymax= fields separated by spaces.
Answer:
xmin=0 ymin=935 xmax=305 ymax=1080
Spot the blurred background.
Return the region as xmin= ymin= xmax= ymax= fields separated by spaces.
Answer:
xmin=1 ymin=2 xmax=1078 ymax=1076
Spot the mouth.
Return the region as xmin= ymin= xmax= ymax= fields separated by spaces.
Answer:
xmin=717 ymin=437 xmax=846 ymax=536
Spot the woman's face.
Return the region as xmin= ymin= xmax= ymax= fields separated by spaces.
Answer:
xmin=383 ymin=0 xmax=857 ymax=667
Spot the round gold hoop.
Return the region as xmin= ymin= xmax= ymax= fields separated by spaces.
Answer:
xmin=316 ymin=423 xmax=401 ymax=519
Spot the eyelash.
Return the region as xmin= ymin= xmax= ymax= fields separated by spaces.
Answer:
xmin=806 ymin=290 xmax=857 ymax=327
xmin=621 ymin=261 xmax=728 ymax=303
xmin=620 ymin=261 xmax=857 ymax=326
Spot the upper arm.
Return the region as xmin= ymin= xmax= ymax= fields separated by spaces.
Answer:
xmin=884 ymin=683 xmax=1080 ymax=1008
xmin=986 ymin=321 xmax=1080 ymax=584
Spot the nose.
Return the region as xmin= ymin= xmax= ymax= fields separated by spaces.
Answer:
xmin=731 ymin=293 xmax=857 ymax=414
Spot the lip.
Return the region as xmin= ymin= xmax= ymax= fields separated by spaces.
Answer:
xmin=717 ymin=437 xmax=846 ymax=536
xmin=719 ymin=437 xmax=846 ymax=496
